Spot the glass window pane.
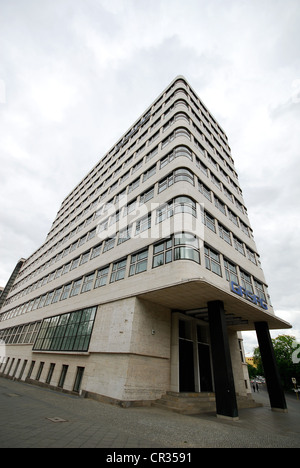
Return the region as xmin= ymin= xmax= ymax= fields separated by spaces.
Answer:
xmin=153 ymin=253 xmax=164 ymax=268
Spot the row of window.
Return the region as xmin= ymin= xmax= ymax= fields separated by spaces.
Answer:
xmin=202 ymin=210 xmax=257 ymax=264
xmin=0 ymin=358 xmax=85 ymax=394
xmin=1 ymin=233 xmax=267 ymax=326
xmin=50 ymin=118 xmax=238 ymax=243
xmin=0 ymin=320 xmax=41 ymax=345
xmin=0 ymin=307 xmax=96 ymax=354
xmin=33 ymin=307 xmax=97 ymax=352
xmin=14 ymin=143 xmax=248 ymax=295
xmin=7 ymin=197 xmax=254 ymax=315
xmin=0 ymin=232 xmax=201 ymax=322
xmin=6 ymin=184 xmax=256 ymax=309
xmin=59 ymin=79 xmax=231 ymax=225
xmin=22 ymin=85 xmax=239 ymax=276
xmin=8 ymin=194 xmax=196 ymax=305
xmin=204 ymin=246 xmax=266 ymax=301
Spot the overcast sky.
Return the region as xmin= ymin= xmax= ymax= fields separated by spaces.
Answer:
xmin=1 ymin=0 xmax=299 ymax=354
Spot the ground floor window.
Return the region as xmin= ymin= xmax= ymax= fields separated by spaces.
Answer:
xmin=33 ymin=307 xmax=96 ymax=352
xmin=35 ymin=362 xmax=44 ymax=380
xmin=46 ymin=363 xmax=55 ymax=384
xmin=73 ymin=366 xmax=85 ymax=393
xmin=58 ymin=364 xmax=68 ymax=388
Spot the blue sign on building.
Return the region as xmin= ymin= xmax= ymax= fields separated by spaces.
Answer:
xmin=230 ymin=281 xmax=268 ymax=310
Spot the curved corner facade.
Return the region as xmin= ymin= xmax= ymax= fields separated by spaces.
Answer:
xmin=0 ymin=77 xmax=291 ymax=416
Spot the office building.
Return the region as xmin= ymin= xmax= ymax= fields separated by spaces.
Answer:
xmin=0 ymin=76 xmax=291 ymax=418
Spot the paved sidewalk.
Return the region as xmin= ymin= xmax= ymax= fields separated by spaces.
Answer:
xmin=0 ymin=377 xmax=299 ymax=448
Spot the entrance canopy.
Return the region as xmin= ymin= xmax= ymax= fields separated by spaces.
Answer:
xmin=137 ymin=278 xmax=291 ymax=331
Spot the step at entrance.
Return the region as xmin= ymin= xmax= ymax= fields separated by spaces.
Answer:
xmin=153 ymin=392 xmax=262 ymax=415
xmin=153 ymin=392 xmax=216 ymax=415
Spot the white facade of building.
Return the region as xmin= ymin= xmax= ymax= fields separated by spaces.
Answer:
xmin=0 ymin=76 xmax=290 ymax=413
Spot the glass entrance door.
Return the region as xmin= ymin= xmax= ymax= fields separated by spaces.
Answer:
xmin=178 ymin=319 xmax=213 ymax=393
xmin=179 ymin=338 xmax=195 ymax=392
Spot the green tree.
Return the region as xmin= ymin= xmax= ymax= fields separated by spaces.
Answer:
xmin=253 ymin=335 xmax=300 ymax=390
xmin=247 ymin=363 xmax=257 ymax=379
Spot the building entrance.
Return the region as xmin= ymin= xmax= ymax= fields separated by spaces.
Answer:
xmin=178 ymin=319 xmax=213 ymax=393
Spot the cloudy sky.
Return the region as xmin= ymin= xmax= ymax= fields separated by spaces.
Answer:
xmin=1 ymin=0 xmax=300 ymax=353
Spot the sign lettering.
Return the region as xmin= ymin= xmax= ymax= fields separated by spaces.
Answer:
xmin=230 ymin=281 xmax=268 ymax=310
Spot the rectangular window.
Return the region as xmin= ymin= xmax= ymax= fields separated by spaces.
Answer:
xmin=46 ymin=363 xmax=55 ymax=384
xmin=198 ymin=181 xmax=211 ymax=201
xmin=27 ymin=361 xmax=35 ymax=379
xmin=145 ymin=146 xmax=158 ymax=163
xmin=211 ymin=174 xmax=222 ymax=190
xmin=70 ymin=257 xmax=80 ymax=270
xmin=160 ymin=150 xmax=174 ymax=169
xmin=48 ymin=272 xmax=55 ymax=283
xmin=87 ymin=228 xmax=97 ymax=240
xmin=158 ymin=174 xmax=173 ymax=193
xmin=254 ymin=280 xmax=266 ymax=301
xmin=196 ymin=158 xmax=208 ymax=175
xmin=123 ymin=200 xmax=136 ymax=216
xmin=128 ymin=178 xmax=140 ymax=193
xmin=153 ymin=238 xmax=173 ymax=267
xmin=214 ymin=196 xmax=226 ymax=215
xmin=61 ymin=283 xmax=72 ymax=300
xmin=52 ymin=288 xmax=63 ymax=304
xmin=224 ymin=186 xmax=233 ymax=202
xmin=143 ymin=164 xmax=156 ymax=182
xmin=81 ymin=273 xmax=95 ymax=293
xmin=132 ymin=159 xmax=143 ymax=173
xmin=129 ymin=249 xmax=148 ymax=276
xmin=19 ymin=360 xmax=28 ymax=380
xmin=139 ymin=186 xmax=154 ymax=204
xmin=44 ymin=292 xmax=54 ymax=306
xmin=202 ymin=211 xmax=216 ymax=232
xmin=94 ymin=266 xmax=109 ymax=288
xmin=240 ymin=270 xmax=253 ymax=293
xmin=62 ymin=262 xmax=71 ymax=275
xmin=233 ymin=236 xmax=245 ymax=255
xmin=156 ymin=201 xmax=173 ymax=224
xmin=240 ymin=221 xmax=250 ymax=237
xmin=69 ymin=278 xmax=83 ymax=297
xmin=110 ymin=259 xmax=127 ymax=283
xmin=204 ymin=246 xmax=222 ymax=276
xmin=219 ymin=224 xmax=231 ymax=244
xmin=58 ymin=365 xmax=68 ymax=388
xmin=35 ymin=362 xmax=44 ymax=381
xmin=90 ymin=243 xmax=102 ymax=259
xmin=73 ymin=367 xmax=85 ymax=393
xmin=32 ymin=297 xmax=40 ymax=310
xmin=117 ymin=225 xmax=132 ymax=244
xmin=78 ymin=235 xmax=87 ymax=247
xmin=109 ymin=210 xmax=120 ymax=226
xmin=80 ymin=251 xmax=90 ymax=265
xmin=224 ymin=259 xmax=238 ymax=283
xmin=246 ymin=247 xmax=257 ymax=264
xmin=135 ymin=215 xmax=151 ymax=234
xmin=228 ymin=209 xmax=239 ymax=226
xmin=103 ymin=237 xmax=116 ymax=252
